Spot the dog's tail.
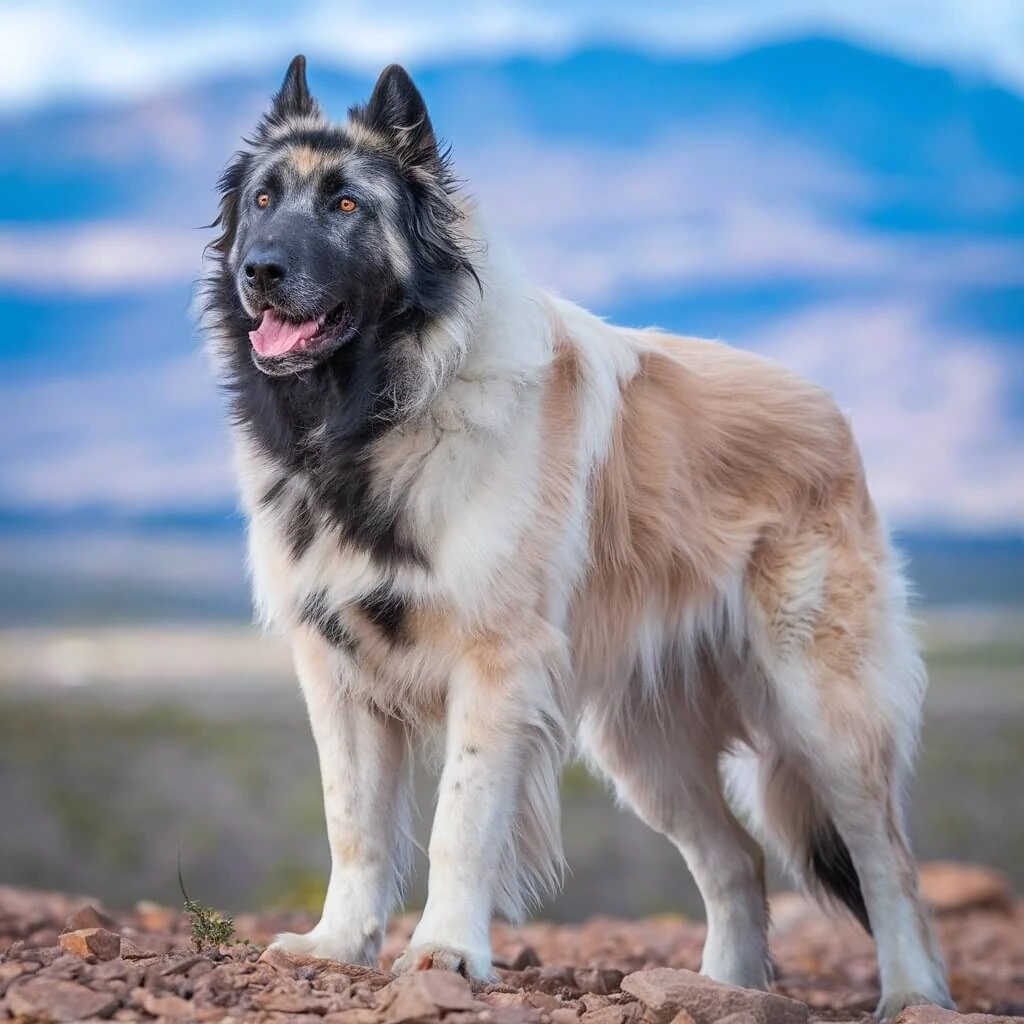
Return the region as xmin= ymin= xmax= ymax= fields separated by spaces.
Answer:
xmin=724 ymin=746 xmax=872 ymax=934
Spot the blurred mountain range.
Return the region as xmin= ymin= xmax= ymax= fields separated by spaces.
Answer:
xmin=1 ymin=37 xmax=1022 ymax=604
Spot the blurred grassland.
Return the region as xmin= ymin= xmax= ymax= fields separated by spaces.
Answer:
xmin=0 ymin=609 xmax=1021 ymax=921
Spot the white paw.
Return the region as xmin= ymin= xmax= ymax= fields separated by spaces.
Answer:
xmin=268 ymin=923 xmax=382 ymax=966
xmin=875 ymin=989 xmax=957 ymax=1022
xmin=392 ymin=942 xmax=496 ymax=983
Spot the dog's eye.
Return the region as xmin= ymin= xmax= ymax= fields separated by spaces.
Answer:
xmin=338 ymin=197 xmax=357 ymax=213
xmin=255 ymin=193 xmax=271 ymax=209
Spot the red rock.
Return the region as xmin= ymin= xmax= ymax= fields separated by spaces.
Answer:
xmin=893 ymin=1007 xmax=1018 ymax=1024
xmin=918 ymin=863 xmax=1015 ymax=916
xmin=509 ymin=945 xmax=543 ymax=970
xmin=142 ymin=990 xmax=195 ymax=1018
xmin=455 ymin=1007 xmax=543 ymax=1024
xmin=526 ymin=990 xmax=565 ymax=1012
xmin=324 ymin=1011 xmax=388 ymax=1024
xmin=255 ymin=990 xmax=336 ymax=1013
xmin=0 ymin=960 xmax=27 ymax=995
xmin=377 ymin=969 xmax=480 ymax=1022
xmin=63 ymin=904 xmax=118 ymax=934
xmin=575 ymin=969 xmax=625 ymax=995
xmin=621 ymin=968 xmax=809 ymax=1024
xmin=59 ymin=926 xmax=122 ymax=961
xmin=523 ymin=966 xmax=580 ymax=995
xmin=120 ymin=934 xmax=176 ymax=959
xmin=6 ymin=976 xmax=120 ymax=1021
xmin=712 ymin=1013 xmax=759 ymax=1024
xmin=550 ymin=1008 xmax=584 ymax=1024
xmin=133 ymin=899 xmax=177 ymax=933
xmin=160 ymin=953 xmax=206 ymax=976
xmin=582 ymin=1007 xmax=637 ymax=1024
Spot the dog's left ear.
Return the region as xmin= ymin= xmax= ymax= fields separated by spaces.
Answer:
xmin=356 ymin=64 xmax=439 ymax=169
xmin=270 ymin=54 xmax=320 ymax=121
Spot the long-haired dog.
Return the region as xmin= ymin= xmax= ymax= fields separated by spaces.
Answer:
xmin=201 ymin=57 xmax=954 ymax=1018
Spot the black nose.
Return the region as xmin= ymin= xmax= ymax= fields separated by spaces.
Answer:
xmin=243 ymin=247 xmax=287 ymax=292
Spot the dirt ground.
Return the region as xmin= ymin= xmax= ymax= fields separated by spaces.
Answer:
xmin=1 ymin=862 xmax=1021 ymax=1023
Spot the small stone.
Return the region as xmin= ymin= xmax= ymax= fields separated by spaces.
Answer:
xmin=324 ymin=1011 xmax=387 ymax=1024
xmin=581 ymin=1009 xmax=630 ymax=1024
xmin=63 ymin=904 xmax=118 ymax=934
xmin=582 ymin=1008 xmax=641 ymax=1024
xmin=473 ymin=1007 xmax=544 ymax=1024
xmin=59 ymin=926 xmax=122 ymax=961
xmin=511 ymin=945 xmax=543 ymax=970
xmin=161 ymin=953 xmax=206 ymax=976
xmin=120 ymin=935 xmax=173 ymax=959
xmin=6 ymin=976 xmax=120 ymax=1022
xmin=527 ymin=990 xmax=565 ymax=1012
xmin=621 ymin=968 xmax=809 ymax=1024
xmin=529 ymin=966 xmax=580 ymax=995
xmin=713 ymin=1013 xmax=758 ymax=1024
xmin=918 ymin=862 xmax=1015 ymax=916
xmin=377 ymin=969 xmax=480 ymax=1022
xmin=255 ymin=990 xmax=336 ymax=1014
xmin=143 ymin=991 xmax=195 ymax=1018
xmin=134 ymin=899 xmax=177 ymax=933
xmin=551 ymin=1007 xmax=584 ymax=1024
xmin=893 ymin=1007 xmax=1018 ymax=1024
xmin=575 ymin=968 xmax=625 ymax=995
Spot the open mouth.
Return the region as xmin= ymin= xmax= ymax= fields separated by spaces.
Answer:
xmin=248 ymin=303 xmax=354 ymax=359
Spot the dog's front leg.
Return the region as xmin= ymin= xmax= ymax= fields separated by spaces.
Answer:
xmin=393 ymin=654 xmax=544 ymax=982
xmin=270 ymin=629 xmax=411 ymax=966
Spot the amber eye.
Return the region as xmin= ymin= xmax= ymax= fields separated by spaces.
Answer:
xmin=338 ymin=197 xmax=357 ymax=213
xmin=255 ymin=192 xmax=270 ymax=209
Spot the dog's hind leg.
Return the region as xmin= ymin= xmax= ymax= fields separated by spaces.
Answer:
xmin=736 ymin=538 xmax=953 ymax=1019
xmin=581 ymin=670 xmax=770 ymax=990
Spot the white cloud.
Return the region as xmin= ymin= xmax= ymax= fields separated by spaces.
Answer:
xmin=6 ymin=132 xmax=1023 ymax=300
xmin=1 ymin=295 xmax=1021 ymax=532
xmin=744 ymin=299 xmax=1024 ymax=530
xmin=0 ymin=354 xmax=234 ymax=512
xmin=0 ymin=224 xmax=203 ymax=294
xmin=0 ymin=0 xmax=1022 ymax=110
xmin=467 ymin=134 xmax=1024 ymax=307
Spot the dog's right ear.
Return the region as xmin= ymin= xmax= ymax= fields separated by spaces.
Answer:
xmin=269 ymin=55 xmax=321 ymax=122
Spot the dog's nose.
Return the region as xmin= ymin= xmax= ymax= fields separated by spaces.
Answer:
xmin=243 ymin=247 xmax=287 ymax=292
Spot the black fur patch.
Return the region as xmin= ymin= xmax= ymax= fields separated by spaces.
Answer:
xmin=359 ymin=584 xmax=410 ymax=645
xmin=808 ymin=823 xmax=872 ymax=934
xmin=200 ymin=62 xmax=481 ymax=573
xmin=260 ymin=478 xmax=288 ymax=508
xmin=286 ymin=493 xmax=317 ymax=560
xmin=299 ymin=590 xmax=357 ymax=653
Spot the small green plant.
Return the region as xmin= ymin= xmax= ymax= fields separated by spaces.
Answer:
xmin=177 ymin=855 xmax=236 ymax=952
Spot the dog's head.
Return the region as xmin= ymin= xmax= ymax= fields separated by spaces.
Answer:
xmin=209 ymin=56 xmax=474 ymax=376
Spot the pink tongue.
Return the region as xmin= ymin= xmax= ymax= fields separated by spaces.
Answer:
xmin=248 ymin=310 xmax=320 ymax=357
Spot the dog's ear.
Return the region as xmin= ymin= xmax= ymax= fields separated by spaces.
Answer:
xmin=270 ymin=55 xmax=320 ymax=121
xmin=354 ymin=64 xmax=439 ymax=169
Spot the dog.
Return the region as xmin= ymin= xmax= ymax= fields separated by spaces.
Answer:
xmin=200 ymin=56 xmax=954 ymax=1018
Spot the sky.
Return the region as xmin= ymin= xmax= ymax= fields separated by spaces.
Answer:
xmin=1 ymin=0 xmax=1023 ymax=109
xmin=1 ymin=2 xmax=1022 ymax=535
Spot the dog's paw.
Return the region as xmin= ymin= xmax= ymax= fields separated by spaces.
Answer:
xmin=875 ymin=990 xmax=957 ymax=1021
xmin=268 ymin=924 xmax=381 ymax=966
xmin=391 ymin=943 xmax=496 ymax=983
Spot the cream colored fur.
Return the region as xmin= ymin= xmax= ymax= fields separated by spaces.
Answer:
xmin=218 ymin=210 xmax=952 ymax=1018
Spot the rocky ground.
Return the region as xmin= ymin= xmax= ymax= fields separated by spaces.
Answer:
xmin=1 ymin=863 xmax=1021 ymax=1023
